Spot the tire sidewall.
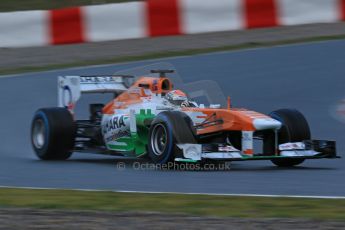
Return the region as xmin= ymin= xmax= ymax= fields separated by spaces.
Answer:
xmin=269 ymin=109 xmax=310 ymax=167
xmin=270 ymin=109 xmax=310 ymax=143
xmin=31 ymin=108 xmax=75 ymax=160
xmin=31 ymin=111 xmax=51 ymax=159
xmin=148 ymin=114 xmax=175 ymax=164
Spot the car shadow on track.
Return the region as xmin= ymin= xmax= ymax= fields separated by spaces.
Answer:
xmin=27 ymin=157 xmax=337 ymax=172
xmin=226 ymin=165 xmax=336 ymax=172
xmin=67 ymin=158 xmax=338 ymax=172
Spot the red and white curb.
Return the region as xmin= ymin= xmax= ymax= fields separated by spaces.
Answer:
xmin=1 ymin=0 xmax=345 ymax=47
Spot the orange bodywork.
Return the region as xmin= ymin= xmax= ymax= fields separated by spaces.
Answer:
xmin=182 ymin=107 xmax=267 ymax=134
xmin=102 ymin=76 xmax=271 ymax=134
xmin=132 ymin=77 xmax=173 ymax=93
xmin=103 ymin=77 xmax=173 ymax=114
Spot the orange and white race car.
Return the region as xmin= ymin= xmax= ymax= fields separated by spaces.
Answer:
xmin=31 ymin=68 xmax=338 ymax=167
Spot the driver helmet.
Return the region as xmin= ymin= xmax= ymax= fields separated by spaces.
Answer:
xmin=165 ymin=90 xmax=188 ymax=106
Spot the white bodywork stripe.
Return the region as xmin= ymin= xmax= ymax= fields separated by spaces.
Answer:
xmin=129 ymin=109 xmax=137 ymax=133
xmin=202 ymin=152 xmax=242 ymax=159
xmin=253 ymin=118 xmax=281 ymax=130
xmin=280 ymin=150 xmax=319 ymax=157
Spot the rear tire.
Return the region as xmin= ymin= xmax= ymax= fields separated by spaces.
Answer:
xmin=148 ymin=111 xmax=196 ymax=164
xmin=269 ymin=109 xmax=310 ymax=167
xmin=31 ymin=108 xmax=76 ymax=160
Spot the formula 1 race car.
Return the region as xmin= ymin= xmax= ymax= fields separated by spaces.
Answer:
xmin=31 ymin=68 xmax=338 ymax=167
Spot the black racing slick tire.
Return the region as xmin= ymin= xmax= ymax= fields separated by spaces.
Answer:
xmin=31 ymin=108 xmax=76 ymax=160
xmin=269 ymin=109 xmax=311 ymax=167
xmin=148 ymin=111 xmax=196 ymax=164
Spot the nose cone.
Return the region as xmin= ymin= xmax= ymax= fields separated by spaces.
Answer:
xmin=253 ymin=118 xmax=282 ymax=130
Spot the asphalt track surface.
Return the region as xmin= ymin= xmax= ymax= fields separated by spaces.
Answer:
xmin=0 ymin=40 xmax=344 ymax=196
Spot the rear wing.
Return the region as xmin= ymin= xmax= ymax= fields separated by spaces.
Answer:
xmin=58 ymin=75 xmax=134 ymax=111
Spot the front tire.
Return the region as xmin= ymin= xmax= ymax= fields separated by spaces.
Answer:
xmin=31 ymin=108 xmax=76 ymax=160
xmin=269 ymin=109 xmax=310 ymax=167
xmin=148 ymin=111 xmax=196 ymax=164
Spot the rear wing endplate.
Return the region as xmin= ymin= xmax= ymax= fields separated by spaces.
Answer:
xmin=58 ymin=75 xmax=134 ymax=111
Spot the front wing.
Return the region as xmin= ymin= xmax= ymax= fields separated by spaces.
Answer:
xmin=176 ymin=140 xmax=339 ymax=162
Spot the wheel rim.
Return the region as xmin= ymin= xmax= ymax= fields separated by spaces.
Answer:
xmin=151 ymin=123 xmax=168 ymax=156
xmin=32 ymin=119 xmax=46 ymax=149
